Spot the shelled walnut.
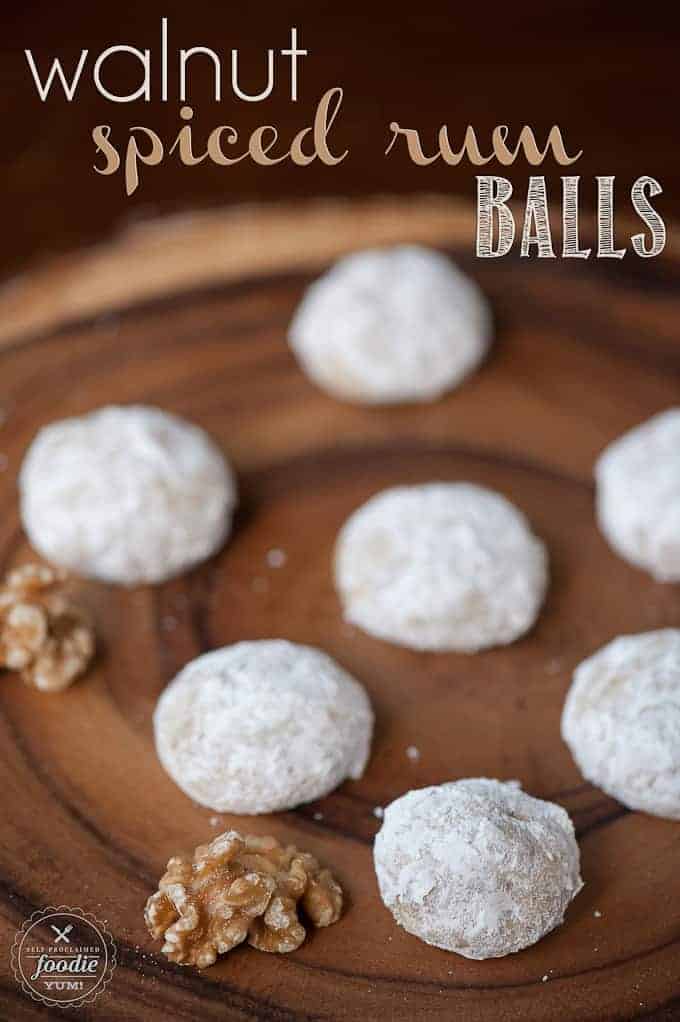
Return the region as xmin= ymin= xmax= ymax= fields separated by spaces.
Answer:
xmin=0 ymin=564 xmax=95 ymax=692
xmin=145 ymin=830 xmax=343 ymax=968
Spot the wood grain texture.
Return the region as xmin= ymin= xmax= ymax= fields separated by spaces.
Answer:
xmin=0 ymin=198 xmax=679 ymax=1021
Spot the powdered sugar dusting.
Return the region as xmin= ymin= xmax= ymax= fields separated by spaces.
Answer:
xmin=596 ymin=408 xmax=680 ymax=581
xmin=562 ymin=629 xmax=680 ymax=819
xmin=288 ymin=245 xmax=490 ymax=405
xmin=19 ymin=404 xmax=236 ymax=585
xmin=334 ymin=483 xmax=548 ymax=652
xmin=266 ymin=548 xmax=287 ymax=568
xmin=373 ymin=778 xmax=582 ymax=958
xmin=154 ymin=639 xmax=374 ymax=814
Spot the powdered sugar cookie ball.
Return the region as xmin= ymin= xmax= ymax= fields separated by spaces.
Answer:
xmin=334 ymin=483 xmax=548 ymax=652
xmin=596 ymin=409 xmax=680 ymax=581
xmin=562 ymin=629 xmax=680 ymax=819
xmin=373 ymin=779 xmax=582 ymax=958
xmin=288 ymin=245 xmax=491 ymax=404
xmin=154 ymin=640 xmax=374 ymax=814
xmin=19 ymin=404 xmax=236 ymax=585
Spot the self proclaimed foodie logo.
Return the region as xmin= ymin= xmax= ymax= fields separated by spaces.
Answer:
xmin=11 ymin=906 xmax=116 ymax=1009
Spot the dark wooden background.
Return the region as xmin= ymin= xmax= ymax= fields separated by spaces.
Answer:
xmin=1 ymin=1 xmax=678 ymax=277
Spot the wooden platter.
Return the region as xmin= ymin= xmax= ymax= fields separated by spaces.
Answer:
xmin=0 ymin=197 xmax=679 ymax=1021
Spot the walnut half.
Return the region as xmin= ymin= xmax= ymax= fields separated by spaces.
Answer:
xmin=144 ymin=830 xmax=343 ymax=968
xmin=0 ymin=564 xmax=95 ymax=692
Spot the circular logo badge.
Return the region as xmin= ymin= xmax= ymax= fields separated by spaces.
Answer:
xmin=11 ymin=905 xmax=116 ymax=1009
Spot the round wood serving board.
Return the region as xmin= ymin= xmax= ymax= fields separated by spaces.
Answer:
xmin=1 ymin=197 xmax=679 ymax=1022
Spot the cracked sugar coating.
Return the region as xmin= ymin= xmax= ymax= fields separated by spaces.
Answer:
xmin=373 ymin=779 xmax=582 ymax=958
xmin=19 ymin=405 xmax=236 ymax=585
xmin=562 ymin=629 xmax=680 ymax=820
xmin=334 ymin=483 xmax=548 ymax=652
xmin=288 ymin=245 xmax=491 ymax=404
xmin=596 ymin=408 xmax=680 ymax=581
xmin=153 ymin=640 xmax=374 ymax=814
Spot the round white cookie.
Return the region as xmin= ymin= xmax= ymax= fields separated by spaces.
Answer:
xmin=595 ymin=408 xmax=680 ymax=581
xmin=562 ymin=629 xmax=680 ymax=819
xmin=373 ymin=778 xmax=582 ymax=958
xmin=288 ymin=245 xmax=491 ymax=404
xmin=154 ymin=640 xmax=374 ymax=814
xmin=334 ymin=483 xmax=548 ymax=652
xmin=19 ymin=404 xmax=236 ymax=585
